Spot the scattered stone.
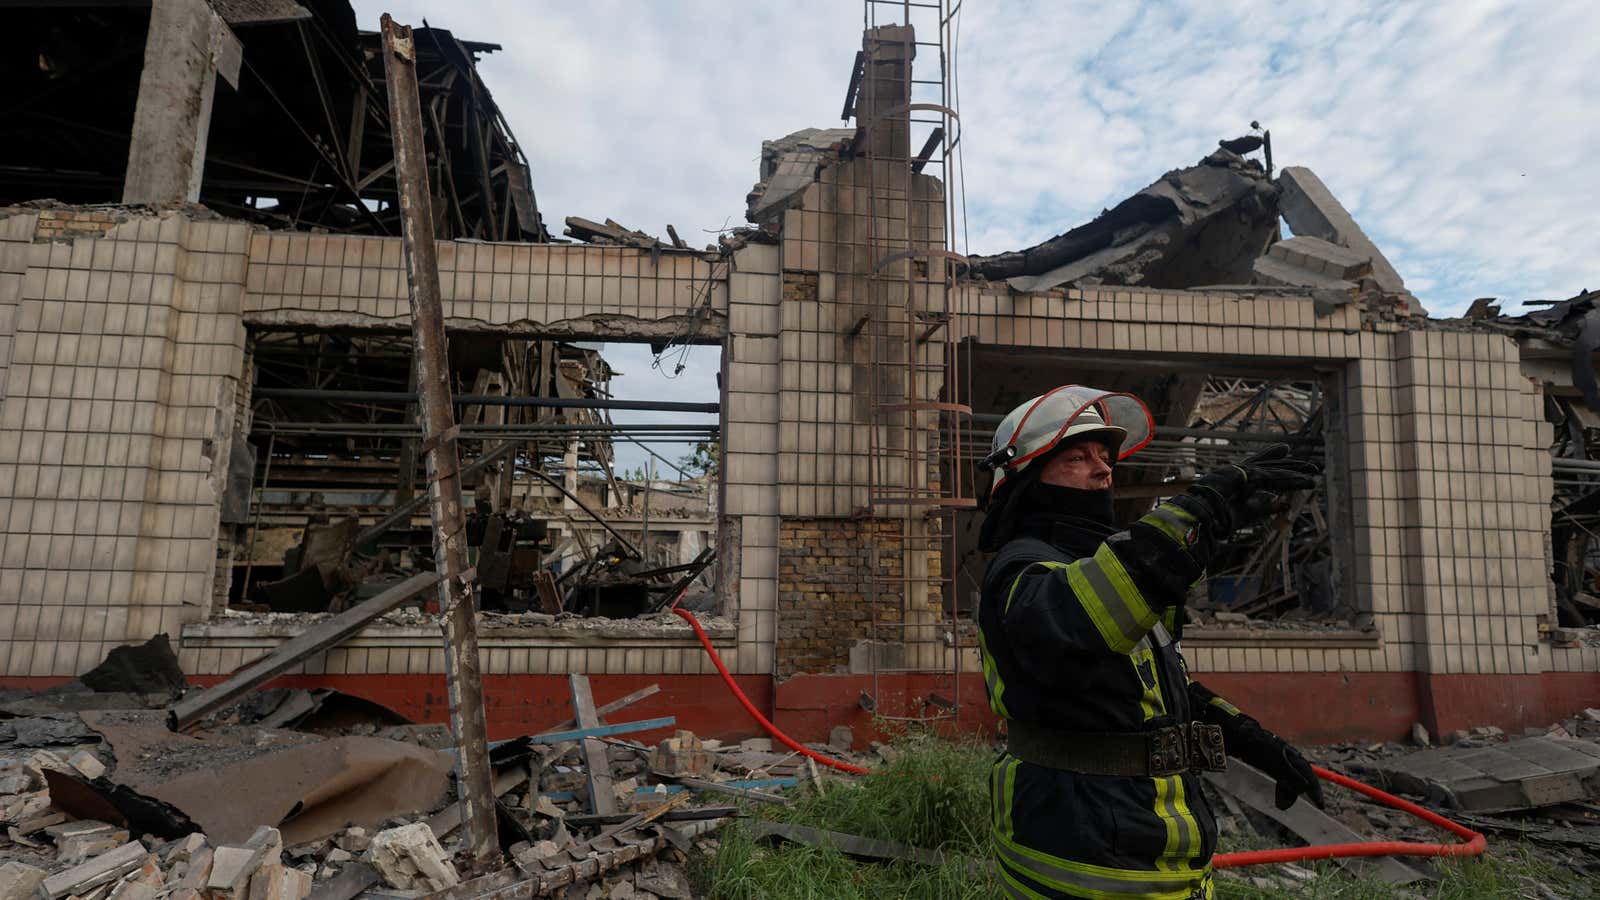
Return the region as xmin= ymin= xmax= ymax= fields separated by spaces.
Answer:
xmin=68 ymin=749 xmax=108 ymax=779
xmin=649 ymin=731 xmax=714 ymax=777
xmin=533 ymin=795 xmax=565 ymax=819
xmin=333 ymin=827 xmax=370 ymax=854
xmin=245 ymin=862 xmax=310 ymax=900
xmin=175 ymin=847 xmax=213 ymax=891
xmin=325 ymin=847 xmax=352 ymax=864
xmin=165 ymin=833 xmax=207 ymax=863
xmin=38 ymin=841 xmax=148 ymax=900
xmin=1410 ymin=723 xmax=1430 ymax=746
xmin=0 ymin=861 xmax=47 ymax=900
xmin=633 ymin=859 xmax=692 ymax=899
xmin=367 ymin=822 xmax=459 ymax=891
xmin=207 ymin=847 xmax=262 ymax=897
xmin=1443 ymin=729 xmax=1470 ymax=746
xmin=1213 ymin=611 xmax=1250 ymax=625
xmin=0 ymin=773 xmax=33 ymax=794
xmin=827 ymin=726 xmax=854 ymax=753
xmin=870 ymin=742 xmax=901 ymax=764
xmin=738 ymin=738 xmax=773 ymax=753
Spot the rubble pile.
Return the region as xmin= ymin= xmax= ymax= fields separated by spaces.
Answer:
xmin=0 ymin=642 xmax=874 ymax=900
xmin=1207 ymin=709 xmax=1600 ymax=892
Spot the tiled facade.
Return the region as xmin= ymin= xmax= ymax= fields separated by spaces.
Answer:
xmin=0 ymin=193 xmax=1584 ymax=717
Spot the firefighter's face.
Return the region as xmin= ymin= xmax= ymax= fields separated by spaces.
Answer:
xmin=1039 ymin=440 xmax=1114 ymax=490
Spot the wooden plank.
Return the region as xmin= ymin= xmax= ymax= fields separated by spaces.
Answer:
xmin=1206 ymin=761 xmax=1431 ymax=885
xmin=526 ymin=717 xmax=676 ymax=746
xmin=569 ymin=674 xmax=616 ymax=815
xmin=167 ymin=572 xmax=440 ymax=730
xmin=563 ymin=806 xmax=739 ymax=828
xmin=751 ymin=822 xmax=948 ymax=867
xmin=660 ymin=776 xmax=792 ymax=806
xmin=535 ymin=684 xmax=663 ymax=736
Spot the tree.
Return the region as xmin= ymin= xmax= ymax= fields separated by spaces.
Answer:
xmin=679 ymin=440 xmax=719 ymax=479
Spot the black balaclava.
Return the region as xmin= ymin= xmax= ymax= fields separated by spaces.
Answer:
xmin=979 ymin=437 xmax=1118 ymax=552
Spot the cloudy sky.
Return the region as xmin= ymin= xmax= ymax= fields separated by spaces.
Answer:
xmin=352 ymin=0 xmax=1598 ymax=472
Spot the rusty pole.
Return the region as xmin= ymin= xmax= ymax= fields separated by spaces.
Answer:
xmin=379 ymin=13 xmax=498 ymax=863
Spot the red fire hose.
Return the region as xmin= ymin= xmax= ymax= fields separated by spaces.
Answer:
xmin=668 ymin=604 xmax=1486 ymax=866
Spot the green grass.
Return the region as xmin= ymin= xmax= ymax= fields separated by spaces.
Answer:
xmin=1214 ymin=840 xmax=1590 ymax=900
xmin=692 ymin=734 xmax=1592 ymax=899
xmin=691 ymin=731 xmax=1001 ymax=899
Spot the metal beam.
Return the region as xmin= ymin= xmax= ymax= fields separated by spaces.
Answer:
xmin=381 ymin=14 xmax=497 ymax=864
xmin=252 ymin=388 xmax=719 ymax=414
xmin=167 ymin=571 xmax=440 ymax=731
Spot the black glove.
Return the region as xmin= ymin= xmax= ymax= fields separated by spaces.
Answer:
xmin=1171 ymin=444 xmax=1320 ymax=539
xmin=1229 ymin=722 xmax=1326 ymax=810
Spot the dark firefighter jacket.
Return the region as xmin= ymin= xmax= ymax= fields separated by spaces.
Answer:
xmin=979 ymin=500 xmax=1255 ymax=900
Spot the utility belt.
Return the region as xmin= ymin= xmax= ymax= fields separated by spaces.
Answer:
xmin=1006 ymin=720 xmax=1227 ymax=777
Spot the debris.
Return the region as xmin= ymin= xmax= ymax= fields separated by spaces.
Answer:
xmin=82 ymin=711 xmax=455 ymax=844
xmin=657 ymin=776 xmax=792 ymax=806
xmin=537 ymin=685 xmax=662 ymax=737
xmin=366 ymin=822 xmax=460 ymax=891
xmin=648 ymin=731 xmax=714 ymax=777
xmin=967 ymin=147 xmax=1278 ymax=292
xmin=1411 ymin=723 xmax=1431 ymax=747
xmin=77 ymin=634 xmax=187 ymax=699
xmin=751 ymin=822 xmax=951 ymax=867
xmin=570 ymin=674 xmax=618 ymax=816
xmin=828 ymin=726 xmax=854 ymax=753
xmin=1205 ymin=760 xmax=1432 ymax=884
xmin=69 ymin=749 xmax=108 ymax=780
xmin=38 ymin=841 xmax=149 ymax=900
xmin=0 ymin=861 xmax=47 ymax=900
xmin=1370 ymin=734 xmax=1600 ymax=812
xmin=166 ymin=572 xmax=442 ymax=731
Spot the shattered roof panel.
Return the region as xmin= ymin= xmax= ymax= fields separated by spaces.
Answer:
xmin=209 ymin=0 xmax=312 ymax=25
xmin=967 ymin=148 xmax=1279 ymax=292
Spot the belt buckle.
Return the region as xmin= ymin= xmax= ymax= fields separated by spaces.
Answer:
xmin=1188 ymin=723 xmax=1227 ymax=772
xmin=1147 ymin=726 xmax=1187 ymax=776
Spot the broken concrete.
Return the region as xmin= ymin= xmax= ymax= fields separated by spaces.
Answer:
xmin=366 ymin=822 xmax=459 ymax=891
xmin=968 ymin=147 xmax=1279 ymax=292
xmin=1276 ymin=166 xmax=1426 ymax=316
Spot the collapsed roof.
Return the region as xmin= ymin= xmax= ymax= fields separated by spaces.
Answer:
xmin=4 ymin=0 xmax=548 ymax=240
xmin=965 ymin=138 xmax=1429 ymax=318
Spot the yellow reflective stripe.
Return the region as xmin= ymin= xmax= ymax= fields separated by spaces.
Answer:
xmin=1208 ymin=695 xmax=1242 ymax=717
xmin=1142 ymin=502 xmax=1197 ymax=545
xmin=999 ymin=868 xmax=1049 ymax=900
xmin=978 ymin=628 xmax=1012 ymax=719
xmin=992 ymin=755 xmax=1022 ymax=844
xmin=1005 ymin=560 xmax=1066 ymax=616
xmin=994 ymin=832 xmax=1205 ymax=899
xmin=1131 ymin=644 xmax=1163 ymax=721
xmin=1171 ymin=775 xmax=1202 ymax=867
xmin=1067 ymin=544 xmax=1159 ymax=653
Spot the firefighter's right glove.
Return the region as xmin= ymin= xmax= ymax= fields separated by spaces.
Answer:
xmin=1169 ymin=444 xmax=1320 ymax=541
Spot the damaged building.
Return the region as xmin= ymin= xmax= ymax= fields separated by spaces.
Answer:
xmin=0 ymin=0 xmax=1595 ymax=774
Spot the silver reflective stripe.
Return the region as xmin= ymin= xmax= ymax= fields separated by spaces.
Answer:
xmin=1151 ymin=621 xmax=1173 ymax=648
xmin=995 ymin=841 xmax=1197 ymax=897
xmin=1146 ymin=504 xmax=1193 ymax=543
xmin=1077 ymin=555 xmax=1142 ymax=647
xmin=1158 ymin=776 xmax=1192 ymax=860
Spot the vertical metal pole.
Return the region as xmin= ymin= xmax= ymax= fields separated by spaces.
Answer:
xmin=379 ymin=13 xmax=498 ymax=864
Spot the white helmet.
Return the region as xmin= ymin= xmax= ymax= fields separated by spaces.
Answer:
xmin=981 ymin=385 xmax=1154 ymax=497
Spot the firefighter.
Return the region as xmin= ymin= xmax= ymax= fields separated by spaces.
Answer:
xmin=977 ymin=385 xmax=1325 ymax=900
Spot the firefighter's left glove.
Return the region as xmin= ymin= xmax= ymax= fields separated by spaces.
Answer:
xmin=1171 ymin=444 xmax=1320 ymax=540
xmin=1231 ymin=723 xmax=1325 ymax=810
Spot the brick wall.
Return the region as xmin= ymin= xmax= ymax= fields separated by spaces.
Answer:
xmin=777 ymin=518 xmax=905 ymax=676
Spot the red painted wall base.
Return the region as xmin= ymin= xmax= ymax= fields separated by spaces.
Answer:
xmin=3 ymin=669 xmax=1594 ymax=747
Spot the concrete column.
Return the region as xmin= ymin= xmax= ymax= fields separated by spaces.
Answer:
xmin=123 ymin=0 xmax=241 ymax=205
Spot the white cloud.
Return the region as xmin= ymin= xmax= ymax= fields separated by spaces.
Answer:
xmin=350 ymin=0 xmax=1599 ymax=406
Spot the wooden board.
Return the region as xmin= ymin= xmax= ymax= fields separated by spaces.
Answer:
xmin=569 ymin=674 xmax=617 ymax=815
